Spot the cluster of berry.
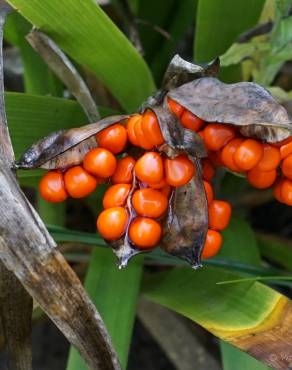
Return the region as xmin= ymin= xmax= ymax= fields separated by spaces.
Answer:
xmin=39 ymin=108 xmax=233 ymax=259
xmin=167 ymin=98 xmax=292 ymax=206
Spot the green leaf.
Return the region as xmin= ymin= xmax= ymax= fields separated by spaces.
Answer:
xmin=67 ymin=248 xmax=143 ymax=370
xmin=6 ymin=0 xmax=155 ymax=112
xmin=142 ymin=218 xmax=281 ymax=369
xmin=219 ymin=217 xmax=261 ymax=265
xmin=221 ymin=342 xmax=270 ymax=370
xmin=5 ymin=92 xmax=113 ymax=158
xmin=5 ymin=12 xmax=62 ymax=95
xmin=150 ymin=0 xmax=198 ymax=82
xmin=194 ymin=0 xmax=265 ymax=61
xmin=194 ymin=0 xmax=265 ymax=81
xmin=220 ymin=42 xmax=257 ymax=67
xmin=257 ymin=233 xmax=292 ymax=272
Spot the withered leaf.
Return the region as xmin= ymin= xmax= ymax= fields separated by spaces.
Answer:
xmin=141 ymin=55 xmax=220 ymax=109
xmin=17 ymin=115 xmax=129 ymax=170
xmin=160 ymin=158 xmax=208 ymax=268
xmin=0 ymin=164 xmax=121 ymax=370
xmin=0 ymin=262 xmax=32 ymax=370
xmin=168 ymin=77 xmax=292 ymax=142
xmin=161 ymin=54 xmax=220 ymax=92
xmin=26 ymin=30 xmax=100 ymax=122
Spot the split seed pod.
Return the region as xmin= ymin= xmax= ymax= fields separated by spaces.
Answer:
xmin=167 ymin=77 xmax=292 ymax=142
xmin=17 ymin=55 xmax=292 ymax=269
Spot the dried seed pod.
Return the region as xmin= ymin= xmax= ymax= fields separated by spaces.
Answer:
xmin=143 ymin=54 xmax=220 ymax=108
xmin=149 ymin=105 xmax=207 ymax=159
xmin=17 ymin=115 xmax=129 ymax=169
xmin=168 ymin=77 xmax=292 ymax=142
xmin=107 ymin=108 xmax=208 ymax=268
xmin=160 ymin=158 xmax=208 ymax=268
xmin=161 ymin=54 xmax=220 ymax=91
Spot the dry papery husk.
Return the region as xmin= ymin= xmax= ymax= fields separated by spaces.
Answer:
xmin=110 ymin=106 xmax=208 ymax=268
xmin=17 ymin=104 xmax=208 ymax=268
xmin=168 ymin=77 xmax=292 ymax=142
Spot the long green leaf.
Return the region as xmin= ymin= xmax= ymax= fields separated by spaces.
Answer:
xmin=194 ymin=0 xmax=265 ymax=81
xmin=6 ymin=0 xmax=155 ymax=111
xmin=220 ymin=342 xmax=271 ymax=370
xmin=5 ymin=12 xmax=62 ymax=95
xmin=142 ymin=218 xmax=275 ymax=369
xmin=67 ymin=249 xmax=143 ymax=370
xmin=5 ymin=92 xmax=114 ymax=158
xmin=257 ymin=233 xmax=292 ymax=272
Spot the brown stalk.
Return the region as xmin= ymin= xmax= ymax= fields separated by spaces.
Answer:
xmin=26 ymin=30 xmax=100 ymax=122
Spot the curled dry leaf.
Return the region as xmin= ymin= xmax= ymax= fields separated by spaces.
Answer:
xmin=17 ymin=115 xmax=129 ymax=169
xmin=142 ymin=55 xmax=220 ymax=109
xmin=168 ymin=77 xmax=292 ymax=142
xmin=161 ymin=54 xmax=220 ymax=92
xmin=161 ymin=158 xmax=208 ymax=268
xmin=26 ymin=30 xmax=100 ymax=123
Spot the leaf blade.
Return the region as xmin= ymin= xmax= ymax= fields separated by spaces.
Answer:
xmin=6 ymin=0 xmax=155 ymax=111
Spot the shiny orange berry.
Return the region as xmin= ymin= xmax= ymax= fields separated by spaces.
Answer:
xmin=126 ymin=114 xmax=141 ymax=146
xmin=201 ymin=229 xmax=222 ymax=259
xmin=281 ymin=143 xmax=292 ymax=160
xmin=165 ymin=155 xmax=195 ymax=187
xmin=279 ymin=138 xmax=292 ymax=159
xmin=247 ymin=168 xmax=277 ymax=189
xmin=141 ymin=110 xmax=164 ymax=146
xmin=83 ymin=148 xmax=117 ymax=177
xmin=132 ymin=188 xmax=168 ymax=218
xmin=281 ymin=154 xmax=292 ymax=180
xmin=220 ymin=138 xmax=244 ymax=172
xmin=203 ymin=181 xmax=214 ymax=204
xmin=167 ymin=97 xmax=184 ymax=118
xmin=112 ymin=156 xmax=135 ymax=184
xmin=280 ymin=178 xmax=292 ymax=206
xmin=160 ymin=184 xmax=172 ymax=198
xmin=148 ymin=178 xmax=167 ymax=189
xmin=135 ymin=152 xmax=164 ymax=184
xmin=208 ymin=200 xmax=231 ymax=231
xmin=202 ymin=159 xmax=215 ymax=181
xmin=64 ymin=166 xmax=97 ymax=198
xmin=39 ymin=171 xmax=68 ymax=203
xmin=233 ymin=139 xmax=263 ymax=171
xmin=204 ymin=124 xmax=235 ymax=151
xmin=180 ymin=110 xmax=204 ymax=132
xmin=129 ymin=217 xmax=161 ymax=249
xmin=253 ymin=144 xmax=280 ymax=171
xmin=273 ymin=179 xmax=285 ymax=203
xmin=96 ymin=123 xmax=127 ymax=154
xmin=134 ymin=117 xmax=153 ymax=150
xmin=97 ymin=207 xmax=128 ymax=240
xmin=103 ymin=184 xmax=131 ymax=209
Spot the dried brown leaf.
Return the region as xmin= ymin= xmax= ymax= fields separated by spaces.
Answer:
xmin=161 ymin=54 xmax=220 ymax=92
xmin=0 ymin=164 xmax=121 ymax=370
xmin=0 ymin=263 xmax=32 ymax=370
xmin=26 ymin=30 xmax=100 ymax=122
xmin=160 ymin=158 xmax=208 ymax=268
xmin=17 ymin=115 xmax=129 ymax=169
xmin=168 ymin=77 xmax=292 ymax=142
